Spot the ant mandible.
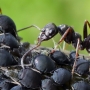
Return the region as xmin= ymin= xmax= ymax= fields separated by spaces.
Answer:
xmin=19 ymin=21 xmax=90 ymax=68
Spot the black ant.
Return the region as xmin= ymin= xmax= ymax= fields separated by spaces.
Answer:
xmin=37 ymin=21 xmax=90 ymax=53
xmin=19 ymin=21 xmax=90 ymax=68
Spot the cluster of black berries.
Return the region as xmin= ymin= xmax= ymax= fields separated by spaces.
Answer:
xmin=0 ymin=8 xmax=90 ymax=90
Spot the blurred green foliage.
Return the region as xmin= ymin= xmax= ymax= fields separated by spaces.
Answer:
xmin=1 ymin=0 xmax=90 ymax=54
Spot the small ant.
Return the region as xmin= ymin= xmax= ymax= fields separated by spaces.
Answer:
xmin=36 ymin=20 xmax=90 ymax=53
xmin=19 ymin=21 xmax=90 ymax=68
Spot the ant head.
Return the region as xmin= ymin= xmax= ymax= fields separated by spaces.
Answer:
xmin=38 ymin=23 xmax=58 ymax=42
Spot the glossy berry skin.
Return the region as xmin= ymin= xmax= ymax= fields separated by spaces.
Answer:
xmin=18 ymin=68 xmax=41 ymax=89
xmin=72 ymin=81 xmax=90 ymax=90
xmin=0 ymin=33 xmax=19 ymax=49
xmin=10 ymin=85 xmax=28 ymax=90
xmin=69 ymin=51 xmax=89 ymax=75
xmin=32 ymin=54 xmax=56 ymax=74
xmin=51 ymin=68 xmax=71 ymax=85
xmin=0 ymin=15 xmax=17 ymax=38
xmin=69 ymin=51 xmax=79 ymax=65
xmin=50 ymin=50 xmax=70 ymax=65
xmin=75 ymin=58 xmax=89 ymax=75
xmin=69 ymin=51 xmax=76 ymax=66
xmin=41 ymin=79 xmax=59 ymax=90
xmin=0 ymin=48 xmax=17 ymax=66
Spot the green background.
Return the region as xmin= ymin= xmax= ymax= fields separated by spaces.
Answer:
xmin=1 ymin=0 xmax=90 ymax=54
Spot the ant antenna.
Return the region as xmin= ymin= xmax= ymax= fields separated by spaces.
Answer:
xmin=17 ymin=25 xmax=41 ymax=32
xmin=72 ymin=38 xmax=80 ymax=77
xmin=18 ymin=24 xmax=42 ymax=68
xmin=17 ymin=25 xmax=41 ymax=41
xmin=51 ymin=27 xmax=71 ymax=53
xmin=21 ymin=38 xmax=41 ymax=69
xmin=0 ymin=8 xmax=2 ymax=15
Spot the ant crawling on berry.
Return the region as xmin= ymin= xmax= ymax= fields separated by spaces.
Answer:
xmin=20 ymin=21 xmax=90 ymax=68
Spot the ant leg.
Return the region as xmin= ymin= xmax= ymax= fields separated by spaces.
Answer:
xmin=83 ymin=20 xmax=90 ymax=39
xmin=0 ymin=8 xmax=2 ymax=14
xmin=17 ymin=25 xmax=41 ymax=32
xmin=72 ymin=38 xmax=80 ymax=77
xmin=63 ymin=41 xmax=66 ymax=50
xmin=51 ymin=27 xmax=72 ymax=53
xmin=52 ymin=38 xmax=62 ymax=50
xmin=21 ymin=38 xmax=41 ymax=69
xmin=52 ymin=38 xmax=56 ymax=47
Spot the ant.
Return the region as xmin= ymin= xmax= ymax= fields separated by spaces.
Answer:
xmin=19 ymin=21 xmax=90 ymax=68
xmin=36 ymin=21 xmax=90 ymax=53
